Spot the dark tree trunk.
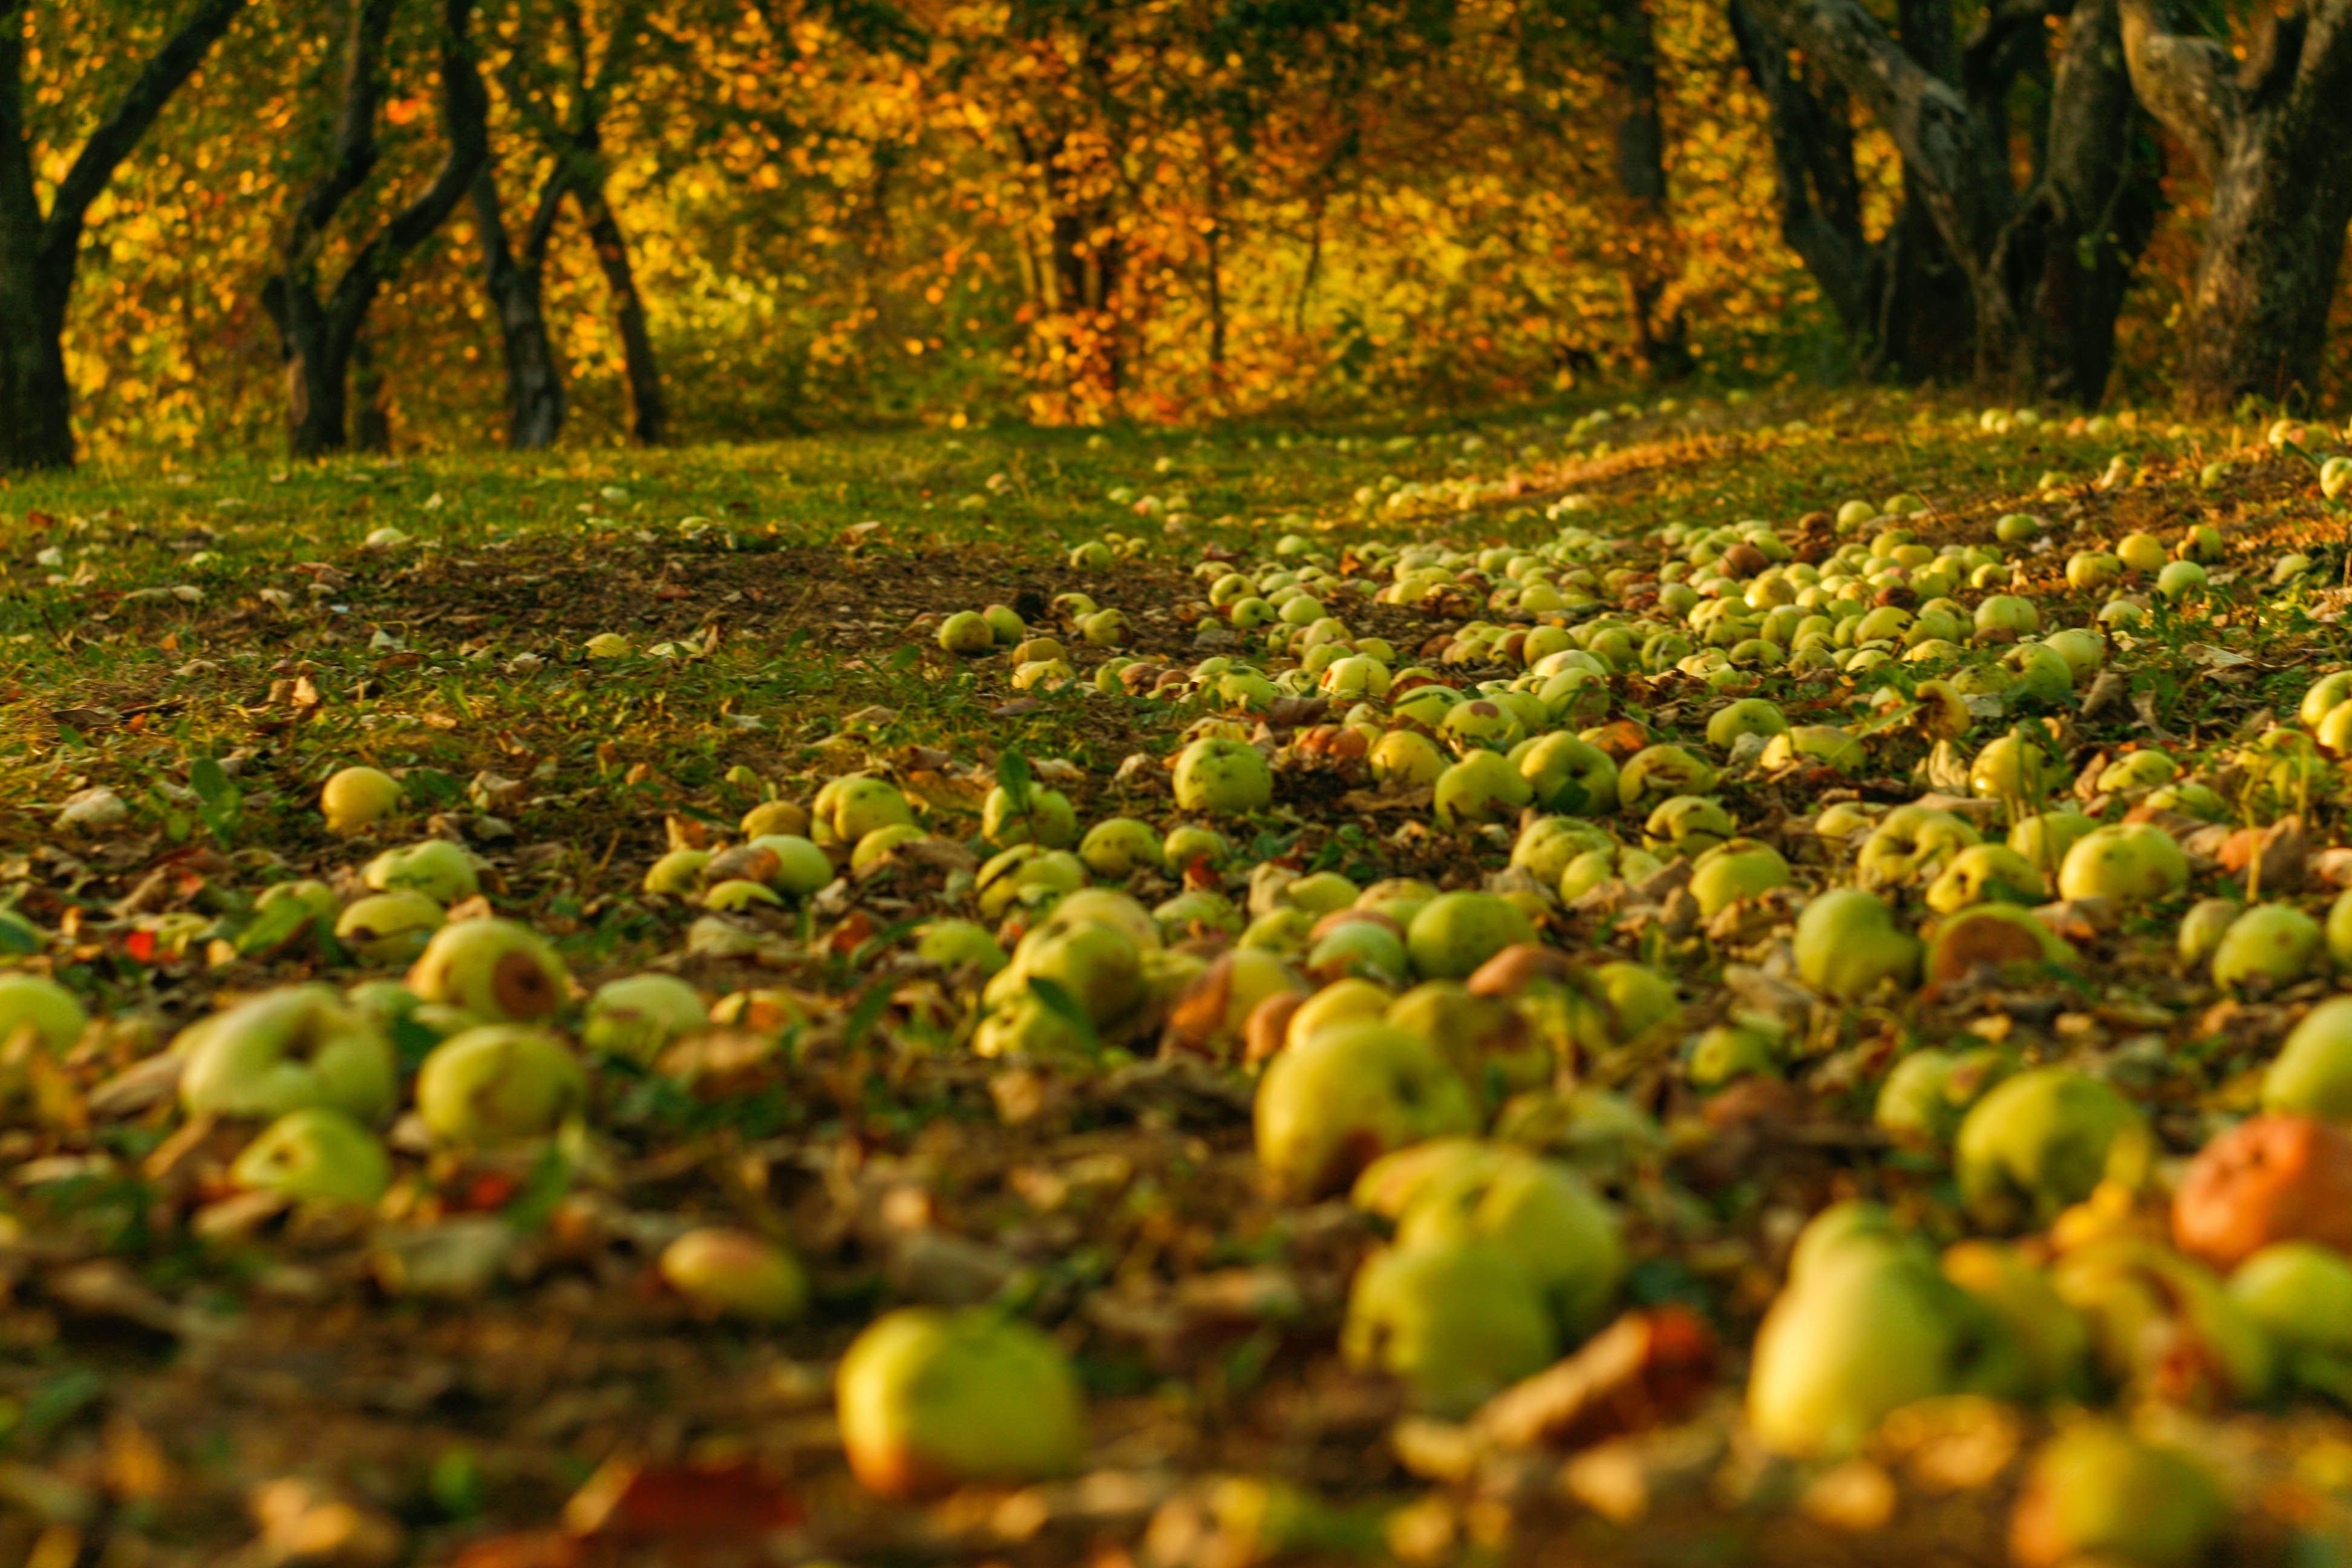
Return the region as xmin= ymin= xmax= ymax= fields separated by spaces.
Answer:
xmin=575 ymin=177 xmax=665 ymax=445
xmin=0 ymin=0 xmax=247 ymax=471
xmin=1737 ymin=0 xmax=2157 ymax=402
xmin=1729 ymin=0 xmax=1872 ymax=338
xmin=2122 ymin=0 xmax=2352 ymax=410
xmin=262 ymin=0 xmax=488 ymax=460
xmin=1601 ymin=0 xmax=1691 ymax=379
xmin=472 ymin=165 xmax=566 ymax=450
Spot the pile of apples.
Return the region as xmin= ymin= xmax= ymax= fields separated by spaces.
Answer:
xmin=16 ymin=427 xmax=2352 ymax=1559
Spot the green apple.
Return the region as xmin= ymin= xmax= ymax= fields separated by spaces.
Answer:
xmin=1855 ymin=806 xmax=1981 ymax=888
xmin=1688 ymin=838 xmax=1791 ymax=916
xmin=659 ymin=1227 xmax=809 ymax=1323
xmin=2009 ymin=809 xmax=2097 ymax=877
xmin=2009 ymin=1424 xmax=2227 ymax=1568
xmin=1879 ymin=1045 xmax=2007 ymax=1149
xmin=1748 ymin=1240 xmax=2016 ymax=1458
xmin=975 ymin=846 xmax=1087 ymax=921
xmin=990 ymin=918 xmax=1145 ymax=1030
xmin=334 ymin=889 xmax=444 ymax=963
xmin=1386 ymin=980 xmax=1548 ymax=1102
xmin=1641 ymin=794 xmax=1735 ymax=858
xmin=1923 ymin=843 xmax=2047 ymax=912
xmin=1616 ymin=743 xmax=1717 ymax=811
xmin=1432 ymin=749 xmax=1534 ymax=828
xmin=915 ymin=918 xmax=1008 ymax=976
xmin=2176 ymin=897 xmax=2241 ymax=967
xmin=1794 ymin=889 xmax=1920 ymax=999
xmin=406 ymin=918 xmax=570 ymax=1022
xmin=1078 ymin=817 xmax=1165 ymax=878
xmin=229 ymin=1106 xmax=392 ymax=1205
xmin=837 ymin=1307 xmax=1085 ymax=1497
xmin=1173 ymin=737 xmax=1274 ymax=815
xmin=581 ymin=974 xmax=707 ymax=1063
xmin=1392 ymin=1148 xmax=1624 ymax=1338
xmin=1705 ymin=698 xmax=1789 ymax=750
xmin=0 ymin=973 xmax=86 ymax=1054
xmin=642 ymin=848 xmax=713 ymax=895
xmin=1509 ymin=817 xmax=1615 ymax=886
xmin=938 ymin=610 xmax=995 ymax=655
xmin=321 ymin=765 xmax=402 ymax=835
xmin=1342 ymin=1238 xmax=1557 ymax=1416
xmin=825 ymin=776 xmax=916 ymax=843
xmin=1254 ymin=1020 xmax=1478 ymax=1199
xmin=1955 ymin=1068 xmax=2149 ymax=1231
xmin=177 ymin=984 xmax=399 ymax=1124
xmin=1512 ymin=732 xmax=1618 ymax=814
xmin=1968 ymin=732 xmax=2049 ymax=800
xmin=1370 ymin=729 xmax=1446 ymax=788
xmin=2210 ymin=902 xmax=2321 ymax=992
xmin=414 ymin=1025 xmax=588 ymax=1144
xmin=361 ymin=840 xmax=480 ymax=904
xmin=2263 ymin=996 xmax=2352 ymax=1117
xmin=2056 ymin=823 xmax=2187 ymax=905
xmin=1406 ymin=892 xmax=1535 ymax=981
xmin=981 ymin=784 xmax=1078 ymax=849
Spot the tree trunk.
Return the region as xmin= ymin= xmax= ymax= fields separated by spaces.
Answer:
xmin=0 ymin=0 xmax=247 ymax=471
xmin=264 ymin=0 xmax=486 ymax=459
xmin=353 ymin=326 xmax=391 ymax=452
xmin=575 ymin=177 xmax=665 ymax=445
xmin=1739 ymin=0 xmax=2157 ymax=402
xmin=472 ymin=166 xmax=566 ymax=450
xmin=1602 ymin=0 xmax=1691 ymax=379
xmin=2121 ymin=0 xmax=2352 ymax=410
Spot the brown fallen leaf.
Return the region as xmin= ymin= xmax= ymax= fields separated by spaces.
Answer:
xmin=1474 ymin=1307 xmax=1719 ymax=1450
xmin=561 ymin=1457 xmax=803 ymax=1542
xmin=2218 ymin=814 xmax=2307 ymax=895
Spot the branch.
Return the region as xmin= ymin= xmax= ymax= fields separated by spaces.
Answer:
xmin=1728 ymin=0 xmax=1872 ymax=332
xmin=287 ymin=0 xmax=400 ymax=265
xmin=0 ymin=0 xmax=38 ymax=244
xmin=1739 ymin=0 xmax=2014 ymax=256
xmin=326 ymin=0 xmax=488 ymax=345
xmin=42 ymin=0 xmax=248 ymax=270
xmin=2117 ymin=0 xmax=2235 ymax=172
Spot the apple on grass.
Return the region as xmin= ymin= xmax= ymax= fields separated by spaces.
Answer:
xmin=321 ymin=765 xmax=402 ymax=835
xmin=0 ymin=972 xmax=87 ymax=1054
xmin=362 ymin=840 xmax=480 ymax=904
xmin=335 ymin=890 xmax=444 ymax=964
xmin=177 ymin=985 xmax=399 ymax=1125
xmin=1955 ymin=1067 xmax=2149 ymax=1231
xmin=230 ymin=1106 xmax=393 ymax=1205
xmin=837 ymin=1307 xmax=1086 ymax=1497
xmin=2009 ymin=1423 xmax=2227 ymax=1568
xmin=1390 ymin=1146 xmax=1625 ymax=1339
xmin=1343 ymin=1237 xmax=1558 ymax=1417
xmin=1254 ymin=1021 xmax=1478 ymax=1200
xmin=581 ymin=974 xmax=708 ymax=1063
xmin=1404 ymin=892 xmax=1535 ymax=982
xmin=406 ymin=918 xmax=570 ymax=1022
xmin=1172 ymin=737 xmax=1273 ymax=815
xmin=414 ymin=1025 xmax=587 ymax=1145
xmin=659 ymin=1228 xmax=809 ymax=1324
xmin=1793 ymin=889 xmax=1919 ymax=999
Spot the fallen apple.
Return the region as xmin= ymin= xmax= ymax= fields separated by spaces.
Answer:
xmin=837 ymin=1307 xmax=1085 ymax=1497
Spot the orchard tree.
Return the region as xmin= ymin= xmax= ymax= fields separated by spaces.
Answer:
xmin=0 ymin=0 xmax=248 ymax=472
xmin=262 ymin=0 xmax=488 ymax=457
xmin=1733 ymin=0 xmax=2162 ymax=402
xmin=2120 ymin=0 xmax=2352 ymax=411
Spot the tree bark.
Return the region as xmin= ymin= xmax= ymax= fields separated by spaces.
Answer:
xmin=0 ymin=0 xmax=247 ymax=471
xmin=1737 ymin=0 xmax=2157 ymax=401
xmin=1602 ymin=0 xmax=1692 ymax=379
xmin=472 ymin=164 xmax=567 ymax=449
xmin=263 ymin=0 xmax=488 ymax=460
xmin=575 ymin=175 xmax=665 ymax=445
xmin=2120 ymin=0 xmax=2352 ymax=410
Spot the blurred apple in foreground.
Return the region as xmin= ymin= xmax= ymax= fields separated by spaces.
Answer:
xmin=837 ymin=1307 xmax=1085 ymax=1496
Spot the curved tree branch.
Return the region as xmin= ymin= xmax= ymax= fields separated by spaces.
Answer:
xmin=2117 ymin=0 xmax=2233 ymax=171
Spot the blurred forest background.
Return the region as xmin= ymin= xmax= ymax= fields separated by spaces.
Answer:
xmin=5 ymin=0 xmax=2352 ymax=465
